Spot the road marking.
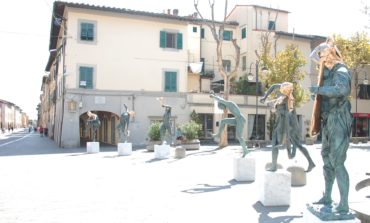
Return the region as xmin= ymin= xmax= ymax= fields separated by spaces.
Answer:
xmin=0 ymin=133 xmax=30 ymax=147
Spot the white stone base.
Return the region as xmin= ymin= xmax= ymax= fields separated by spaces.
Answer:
xmin=287 ymin=165 xmax=306 ymax=186
xmin=154 ymin=144 xmax=171 ymax=159
xmin=87 ymin=142 xmax=100 ymax=153
xmin=303 ymin=208 xmax=361 ymax=223
xmin=118 ymin=143 xmax=132 ymax=156
xmin=174 ymin=146 xmax=186 ymax=159
xmin=259 ymin=170 xmax=291 ymax=206
xmin=233 ymin=156 xmax=255 ymax=182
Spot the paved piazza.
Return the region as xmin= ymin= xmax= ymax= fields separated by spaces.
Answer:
xmin=0 ymin=130 xmax=369 ymax=222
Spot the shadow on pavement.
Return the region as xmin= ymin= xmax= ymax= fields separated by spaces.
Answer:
xmin=182 ymin=179 xmax=253 ymax=194
xmin=252 ymin=201 xmax=302 ymax=223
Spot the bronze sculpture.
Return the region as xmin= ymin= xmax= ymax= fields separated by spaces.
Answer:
xmin=260 ymin=82 xmax=315 ymax=172
xmin=210 ymin=91 xmax=249 ymax=157
xmin=307 ymin=37 xmax=354 ymax=220
xmin=86 ymin=111 xmax=101 ymax=142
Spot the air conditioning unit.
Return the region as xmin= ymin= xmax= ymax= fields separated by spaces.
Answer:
xmin=80 ymin=81 xmax=86 ymax=86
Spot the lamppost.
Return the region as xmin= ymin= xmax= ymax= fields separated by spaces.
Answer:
xmin=355 ymin=71 xmax=368 ymax=137
xmin=248 ymin=61 xmax=268 ymax=140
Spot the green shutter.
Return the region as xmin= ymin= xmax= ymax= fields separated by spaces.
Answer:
xmin=79 ymin=67 xmax=93 ymax=89
xmin=241 ymin=28 xmax=246 ymax=39
xmin=165 ymin=72 xmax=177 ymax=92
xmin=160 ymin=31 xmax=166 ymax=48
xmin=201 ymin=28 xmax=205 ymax=39
xmin=85 ymin=68 xmax=93 ymax=89
xmin=176 ymin=33 xmax=182 ymax=49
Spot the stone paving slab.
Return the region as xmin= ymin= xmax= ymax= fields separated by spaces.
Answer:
xmin=0 ymin=131 xmax=369 ymax=223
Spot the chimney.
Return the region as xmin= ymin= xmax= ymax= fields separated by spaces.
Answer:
xmin=173 ymin=9 xmax=179 ymax=16
xmin=167 ymin=9 xmax=171 ymax=15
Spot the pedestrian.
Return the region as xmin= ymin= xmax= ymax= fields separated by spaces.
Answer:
xmin=39 ymin=126 xmax=44 ymax=137
xmin=309 ymin=36 xmax=352 ymax=214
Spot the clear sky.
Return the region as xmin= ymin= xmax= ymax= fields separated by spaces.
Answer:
xmin=0 ymin=0 xmax=368 ymax=120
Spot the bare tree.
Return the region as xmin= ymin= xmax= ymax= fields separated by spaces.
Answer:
xmin=194 ymin=0 xmax=240 ymax=147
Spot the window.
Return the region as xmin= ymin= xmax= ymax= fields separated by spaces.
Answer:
xmin=242 ymin=56 xmax=246 ymax=71
xmin=241 ymin=27 xmax=246 ymax=39
xmin=80 ymin=22 xmax=95 ymax=41
xmin=164 ymin=71 xmax=177 ymax=92
xmin=79 ymin=66 xmax=93 ymax=89
xmin=247 ymin=114 xmax=265 ymax=140
xmin=160 ymin=31 xmax=183 ymax=49
xmin=268 ymin=21 xmax=276 ymax=30
xmin=223 ymin=30 xmax=232 ymax=41
xmin=222 ymin=60 xmax=231 ymax=72
xmin=201 ymin=28 xmax=205 ymax=39
xmin=200 ymin=58 xmax=205 ymax=74
xmin=193 ymin=27 xmax=197 ymax=33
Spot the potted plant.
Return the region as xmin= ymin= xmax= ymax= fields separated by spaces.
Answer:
xmin=179 ymin=120 xmax=202 ymax=150
xmin=146 ymin=121 xmax=162 ymax=151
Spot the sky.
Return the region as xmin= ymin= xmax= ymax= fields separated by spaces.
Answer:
xmin=0 ymin=0 xmax=368 ymax=120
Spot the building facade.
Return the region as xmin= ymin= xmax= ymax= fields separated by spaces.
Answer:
xmin=42 ymin=2 xmax=370 ymax=148
xmin=0 ymin=99 xmax=28 ymax=132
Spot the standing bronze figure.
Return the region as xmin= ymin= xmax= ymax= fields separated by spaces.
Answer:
xmin=260 ymin=82 xmax=315 ymax=172
xmin=307 ymin=37 xmax=354 ymax=220
xmin=86 ymin=111 xmax=101 ymax=142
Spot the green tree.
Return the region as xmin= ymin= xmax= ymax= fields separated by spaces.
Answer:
xmin=335 ymin=32 xmax=370 ymax=78
xmin=259 ymin=44 xmax=309 ymax=107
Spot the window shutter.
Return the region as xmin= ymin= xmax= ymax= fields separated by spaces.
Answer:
xmin=160 ymin=31 xmax=166 ymax=48
xmin=241 ymin=28 xmax=246 ymax=39
xmin=176 ymin=33 xmax=183 ymax=49
xmin=201 ymin=28 xmax=205 ymax=39
xmin=165 ymin=72 xmax=177 ymax=92
xmin=79 ymin=67 xmax=93 ymax=89
xmin=85 ymin=68 xmax=93 ymax=89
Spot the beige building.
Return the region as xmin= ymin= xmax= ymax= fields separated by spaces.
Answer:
xmin=0 ymin=99 xmax=28 ymax=132
xmin=42 ymin=2 xmax=370 ymax=148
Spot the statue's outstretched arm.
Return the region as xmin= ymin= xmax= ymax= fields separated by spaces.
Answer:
xmin=162 ymin=104 xmax=172 ymax=109
xmin=260 ymin=83 xmax=281 ymax=102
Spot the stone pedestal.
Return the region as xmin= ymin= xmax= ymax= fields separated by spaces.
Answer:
xmin=174 ymin=146 xmax=186 ymax=159
xmin=233 ymin=156 xmax=255 ymax=182
xmin=259 ymin=170 xmax=291 ymax=206
xmin=154 ymin=144 xmax=171 ymax=159
xmin=118 ymin=142 xmax=132 ymax=156
xmin=303 ymin=207 xmax=360 ymax=223
xmin=87 ymin=142 xmax=100 ymax=153
xmin=287 ymin=165 xmax=306 ymax=186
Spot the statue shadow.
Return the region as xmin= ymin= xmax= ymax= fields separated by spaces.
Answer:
xmin=185 ymin=146 xmax=222 ymax=157
xmin=252 ymin=201 xmax=302 ymax=223
xmin=182 ymin=179 xmax=253 ymax=194
xmin=145 ymin=158 xmax=168 ymax=163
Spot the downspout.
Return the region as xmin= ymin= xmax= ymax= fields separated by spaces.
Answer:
xmin=199 ymin=25 xmax=202 ymax=93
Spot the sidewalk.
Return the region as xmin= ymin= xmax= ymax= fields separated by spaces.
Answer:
xmin=0 ymin=133 xmax=369 ymax=223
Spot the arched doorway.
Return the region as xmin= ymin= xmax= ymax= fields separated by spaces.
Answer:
xmin=79 ymin=111 xmax=119 ymax=146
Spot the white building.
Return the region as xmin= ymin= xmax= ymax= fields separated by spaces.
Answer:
xmin=42 ymin=2 xmax=370 ymax=148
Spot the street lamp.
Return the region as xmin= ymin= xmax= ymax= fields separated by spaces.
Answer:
xmin=248 ymin=61 xmax=268 ymax=140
